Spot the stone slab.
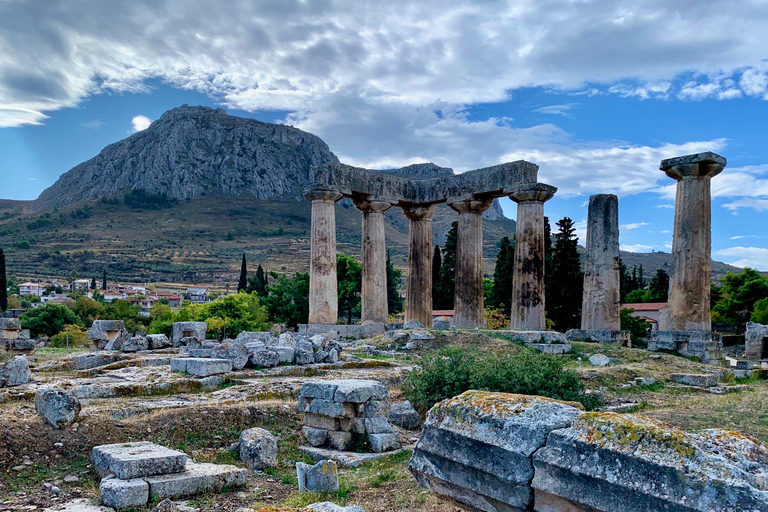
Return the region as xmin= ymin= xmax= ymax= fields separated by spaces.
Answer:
xmin=299 ymin=323 xmax=385 ymax=338
xmin=565 ymin=329 xmax=631 ymax=346
xmin=369 ymin=433 xmax=401 ymax=452
xmin=100 ymin=477 xmax=149 ymax=509
xmin=660 ymin=151 xmax=727 ymax=169
xmin=145 ymin=461 xmax=247 ymax=500
xmin=526 ymin=343 xmax=572 ymax=354
xmin=186 ymin=349 xmax=213 ymax=358
xmin=670 ymin=373 xmax=718 ymax=388
xmin=300 ymin=446 xmax=408 ymax=468
xmin=92 ymin=442 xmax=188 ymax=480
xmin=170 ymin=358 xmax=232 ymax=377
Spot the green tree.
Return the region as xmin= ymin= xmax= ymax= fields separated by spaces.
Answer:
xmin=238 ymin=253 xmax=248 ymax=292
xmin=625 ymin=289 xmax=648 ymax=304
xmin=648 ymin=268 xmax=670 ymax=302
xmin=198 ymin=292 xmax=269 ymax=337
xmin=90 ymin=277 xmax=97 ymax=290
xmin=105 ymin=300 xmax=146 ymax=333
xmin=431 ymin=245 xmax=442 ymax=308
xmin=21 ymin=303 xmax=83 ymax=338
xmin=435 ymin=221 xmax=457 ymax=309
xmin=753 ymin=298 xmax=768 ymax=324
xmin=386 ymin=250 xmax=404 ymax=315
xmin=246 ymin=263 xmax=268 ymax=296
xmin=621 ymin=308 xmax=650 ymax=345
xmin=74 ymin=296 xmax=106 ymax=327
xmin=337 ymin=253 xmax=362 ymax=324
xmin=488 ymin=236 xmax=515 ymax=315
xmin=712 ymin=268 xmax=768 ymax=323
xmin=102 ymin=269 xmax=107 ymax=290
xmin=0 ymin=248 xmax=6 ymax=312
xmin=264 ymin=272 xmax=310 ymax=328
xmin=548 ymin=217 xmax=583 ymax=331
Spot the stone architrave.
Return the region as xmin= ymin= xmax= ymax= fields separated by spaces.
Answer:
xmin=402 ymin=205 xmax=436 ymax=328
xmin=305 ymin=188 xmax=343 ymax=325
xmin=449 ymin=198 xmax=493 ymax=328
xmin=509 ymin=184 xmax=556 ymax=330
xmin=581 ymin=194 xmax=621 ymax=330
xmin=354 ymin=199 xmax=392 ymax=325
xmin=661 ymin=152 xmax=726 ymax=331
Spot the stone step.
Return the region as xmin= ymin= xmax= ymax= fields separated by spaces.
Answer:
xmin=145 ymin=462 xmax=248 ymax=500
xmin=170 ymin=357 xmax=232 ymax=376
xmin=92 ymin=442 xmax=188 ymax=480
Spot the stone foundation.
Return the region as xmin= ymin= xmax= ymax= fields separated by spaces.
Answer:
xmin=647 ymin=330 xmax=723 ymax=363
xmin=745 ymin=322 xmax=768 ymax=360
xmin=565 ymin=329 xmax=631 ymax=346
xmin=299 ymin=323 xmax=385 ymax=338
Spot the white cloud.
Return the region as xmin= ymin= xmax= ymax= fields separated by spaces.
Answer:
xmin=621 ymin=222 xmax=649 ymax=230
xmin=656 ymin=204 xmax=674 ymax=209
xmin=714 ymin=246 xmax=768 ymax=271
xmin=131 ymin=115 xmax=152 ymax=132
xmin=533 ymin=104 xmax=576 ymax=117
xmin=621 ymin=244 xmax=654 ymax=253
xmin=28 ymin=177 xmax=37 ymax=181
xmin=81 ymin=119 xmax=104 ymax=129
xmin=731 ymin=234 xmax=762 ymax=240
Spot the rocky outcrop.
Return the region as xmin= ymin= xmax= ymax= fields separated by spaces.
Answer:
xmin=410 ymin=390 xmax=768 ymax=512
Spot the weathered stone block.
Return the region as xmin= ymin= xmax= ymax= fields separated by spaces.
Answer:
xmin=121 ymin=336 xmax=149 ymax=352
xmin=100 ymin=477 xmax=149 ymax=509
xmin=0 ymin=317 xmax=21 ymax=330
xmin=249 ymin=349 xmax=280 ymax=368
xmin=305 ymin=399 xmax=354 ymax=419
xmin=74 ymin=353 xmax=123 ymax=370
xmin=746 ymin=322 xmax=768 ymax=360
xmin=409 ymin=330 xmax=436 ymax=341
xmin=670 ymin=373 xmax=717 ymax=388
xmin=409 ymin=391 xmax=582 ymax=511
xmin=146 ymin=334 xmax=171 ymax=350
xmin=305 ymin=503 xmax=366 ymax=512
xmin=145 ymin=461 xmax=247 ymax=500
xmin=0 ymin=355 xmax=30 ymax=387
xmin=334 ymin=379 xmax=388 ymax=403
xmin=35 ymin=387 xmax=81 ymax=429
xmin=172 ymin=322 xmax=207 ymax=345
xmin=369 ymin=433 xmax=401 ymax=453
xmin=273 ymin=345 xmax=295 ymax=363
xmin=305 ymin=413 xmax=340 ymax=431
xmin=186 ymin=348 xmax=212 ymax=358
xmin=526 ymin=343 xmax=572 ymax=354
xmin=301 ymin=381 xmax=339 ymax=401
xmin=297 ymin=460 xmax=339 ymax=493
xmin=171 ymin=358 xmax=232 ymax=377
xmin=357 ymin=400 xmax=386 ymax=418
xmin=388 ymin=401 xmax=421 ymax=430
xmin=588 ymin=354 xmax=610 ymax=367
xmin=303 ymin=426 xmax=329 ymax=447
xmin=236 ymin=331 xmax=277 ymax=345
xmin=327 ymin=431 xmax=352 ymax=450
xmin=92 ymin=442 xmax=188 ymax=480
xmin=239 ymin=427 xmax=278 ymax=470
xmin=211 ymin=342 xmax=249 ymax=370
xmin=565 ymin=329 xmax=630 ymax=346
xmin=327 ymin=348 xmax=339 ymax=363
xmin=315 ymin=350 xmax=329 ymax=363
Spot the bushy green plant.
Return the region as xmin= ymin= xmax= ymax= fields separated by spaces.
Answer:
xmin=402 ymin=346 xmax=601 ymax=413
xmin=21 ymin=303 xmax=83 ymax=338
xmin=620 ymin=308 xmax=649 ymax=346
xmin=49 ymin=324 xmax=90 ymax=348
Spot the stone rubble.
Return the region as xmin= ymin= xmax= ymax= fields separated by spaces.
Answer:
xmin=35 ymin=387 xmax=81 ymax=429
xmin=299 ymin=379 xmax=401 ymax=453
xmin=0 ymin=354 xmax=31 ymax=387
xmin=238 ymin=427 xmax=278 ymax=470
xmin=387 ymin=401 xmax=422 ymax=430
xmin=297 ymin=459 xmax=339 ymax=492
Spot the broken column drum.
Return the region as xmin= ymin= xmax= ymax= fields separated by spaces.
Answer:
xmin=403 ymin=205 xmax=436 ymax=328
xmin=509 ymin=184 xmax=557 ymax=330
xmin=661 ymin=152 xmax=726 ymax=331
xmin=354 ymin=199 xmax=392 ymax=325
xmin=450 ymin=199 xmax=493 ymax=328
xmin=305 ymin=188 xmax=343 ymax=325
xmin=581 ymin=194 xmax=621 ymax=331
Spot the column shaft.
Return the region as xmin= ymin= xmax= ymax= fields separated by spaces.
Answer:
xmin=509 ymin=184 xmax=556 ymax=330
xmin=305 ymin=189 xmax=343 ymax=324
xmin=581 ymin=194 xmax=621 ymax=330
xmin=403 ymin=205 xmax=436 ymax=327
xmin=450 ymin=199 xmax=492 ymax=328
xmin=356 ymin=200 xmax=391 ymax=325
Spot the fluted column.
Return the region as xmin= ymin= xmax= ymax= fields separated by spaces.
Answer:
xmin=449 ymin=199 xmax=493 ymax=328
xmin=402 ymin=205 xmax=436 ymax=327
xmin=661 ymin=152 xmax=726 ymax=331
xmin=509 ymin=184 xmax=557 ymax=330
xmin=354 ymin=199 xmax=392 ymax=325
xmin=305 ymin=188 xmax=343 ymax=325
xmin=581 ymin=194 xmax=621 ymax=330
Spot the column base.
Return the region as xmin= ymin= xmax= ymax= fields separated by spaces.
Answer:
xmin=646 ymin=331 xmax=723 ymax=365
xmin=298 ymin=324 xmax=385 ymax=339
xmin=566 ymin=329 xmax=631 ymax=347
xmin=490 ymin=330 xmax=572 ymax=354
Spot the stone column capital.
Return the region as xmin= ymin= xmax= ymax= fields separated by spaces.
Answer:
xmin=402 ymin=204 xmax=436 ymax=221
xmin=353 ymin=199 xmax=392 ymax=214
xmin=448 ymin=198 xmax=493 ymax=214
xmin=508 ymin=183 xmax=557 ymax=204
xmin=304 ymin=188 xmax=343 ymax=203
xmin=660 ymin=152 xmax=726 ymax=181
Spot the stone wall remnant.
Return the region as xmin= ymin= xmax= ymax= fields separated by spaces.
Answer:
xmin=172 ymin=322 xmax=207 ymax=346
xmin=745 ymin=322 xmax=768 ymax=360
xmin=88 ymin=320 xmax=128 ymax=349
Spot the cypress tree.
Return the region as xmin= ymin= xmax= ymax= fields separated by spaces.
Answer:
xmin=386 ymin=250 xmax=404 ymax=314
xmin=435 ymin=221 xmax=457 ymax=309
xmin=489 ymin=236 xmax=515 ymax=315
xmin=548 ymin=217 xmax=583 ymax=331
xmin=431 ymin=245 xmax=442 ymax=308
xmin=90 ymin=277 xmax=97 ymax=290
xmin=256 ymin=263 xmax=267 ymax=296
xmin=648 ymin=268 xmax=670 ymax=302
xmin=102 ymin=268 xmax=107 ymax=290
xmin=238 ymin=253 xmax=248 ymax=292
xmin=0 ymin=248 xmax=7 ymax=313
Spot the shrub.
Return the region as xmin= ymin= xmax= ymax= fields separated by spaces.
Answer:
xmin=402 ymin=346 xmax=601 ymax=413
xmin=620 ymin=308 xmax=649 ymax=346
xmin=50 ymin=324 xmax=90 ymax=348
xmin=21 ymin=303 xmax=83 ymax=338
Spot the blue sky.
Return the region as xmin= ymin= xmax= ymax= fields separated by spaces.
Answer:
xmin=1 ymin=0 xmax=767 ymax=269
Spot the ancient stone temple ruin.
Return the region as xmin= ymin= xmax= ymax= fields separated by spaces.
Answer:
xmin=648 ymin=152 xmax=727 ymax=363
xmin=304 ymin=161 xmax=557 ymax=329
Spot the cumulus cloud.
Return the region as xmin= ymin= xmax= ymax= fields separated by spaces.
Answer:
xmin=621 ymin=244 xmax=654 ymax=253
xmin=714 ymin=246 xmax=768 ymax=271
xmin=131 ymin=115 xmax=152 ymax=132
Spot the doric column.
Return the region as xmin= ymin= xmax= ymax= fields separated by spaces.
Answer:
xmin=402 ymin=205 xmax=436 ymax=327
xmin=509 ymin=184 xmax=557 ymax=330
xmin=354 ymin=199 xmax=392 ymax=325
xmin=581 ymin=194 xmax=621 ymax=330
xmin=449 ymin=198 xmax=493 ymax=328
xmin=304 ymin=188 xmax=343 ymax=325
xmin=661 ymin=152 xmax=726 ymax=331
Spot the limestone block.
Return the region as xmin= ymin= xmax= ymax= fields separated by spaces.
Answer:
xmin=385 ymin=331 xmax=408 ymax=341
xmin=146 ymin=334 xmax=171 ymax=350
xmin=670 ymin=373 xmax=717 ymax=388
xmin=239 ymin=427 xmax=278 ymax=470
xmin=100 ymin=477 xmax=149 ymax=509
xmin=236 ymin=331 xmax=278 ymax=345
xmin=305 ymin=413 xmax=341 ymax=431
xmin=243 ymin=341 xmax=266 ymax=352
xmin=526 ymin=343 xmax=572 ymax=354
xmin=92 ymin=442 xmax=188 ymax=480
xmin=9 ymin=338 xmax=35 ymax=350
xmin=172 ymin=322 xmax=207 ymax=345
xmin=532 ymin=413 xmax=768 ymax=512
xmin=211 ymin=342 xmax=249 ymax=370
xmin=565 ymin=329 xmax=631 ymax=346
xmin=121 ymin=336 xmax=149 ymax=352
xmin=403 ymin=320 xmax=423 ymax=329
xmin=508 ymin=331 xmax=568 ymax=345
xmin=186 ymin=348 xmax=213 ymax=358
xmin=295 ymin=340 xmax=315 ymax=365
xmin=588 ymin=354 xmax=610 ymax=367
xmin=369 ymin=433 xmax=401 ymax=453
xmin=87 ymin=320 xmax=126 ymax=347
xmin=408 ymin=390 xmax=582 ymax=511
xmin=277 ymin=332 xmax=295 ymax=346
xmin=409 ymin=330 xmax=436 ymax=341
xmin=327 ymin=431 xmax=352 ymax=450
xmin=74 ymin=353 xmax=123 ymax=370
xmin=0 ymin=317 xmax=21 ymax=330
xmin=305 ymin=503 xmax=366 ymax=512
xmin=297 ymin=460 xmax=339 ymax=492
xmin=248 ymin=349 xmax=280 ymax=368
xmin=745 ymin=322 xmax=768 ymax=360
xmin=0 ymin=355 xmax=31 ymax=387
xmin=302 ymin=426 xmax=329 ymax=447
xmin=145 ymin=462 xmax=247 ymax=500
xmin=327 ymin=348 xmax=339 ymax=363
xmin=315 ymin=350 xmax=329 ymax=363
xmin=305 ymin=399 xmax=354 ymax=419
xmin=274 ymin=345 xmax=295 ymax=363
xmin=171 ymin=357 xmax=232 ymax=377
xmin=199 ymin=375 xmax=224 ymax=391
xmin=310 ymin=334 xmax=326 ymax=350
xmin=432 ymin=318 xmax=451 ymax=330
xmin=301 ymin=381 xmax=340 ymax=401
xmin=388 ymin=401 xmax=422 ymax=430
xmin=357 ymin=400 xmax=386 ymax=418
xmin=35 ymin=387 xmax=81 ymax=429
xmin=333 ymin=379 xmax=388 ymax=403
